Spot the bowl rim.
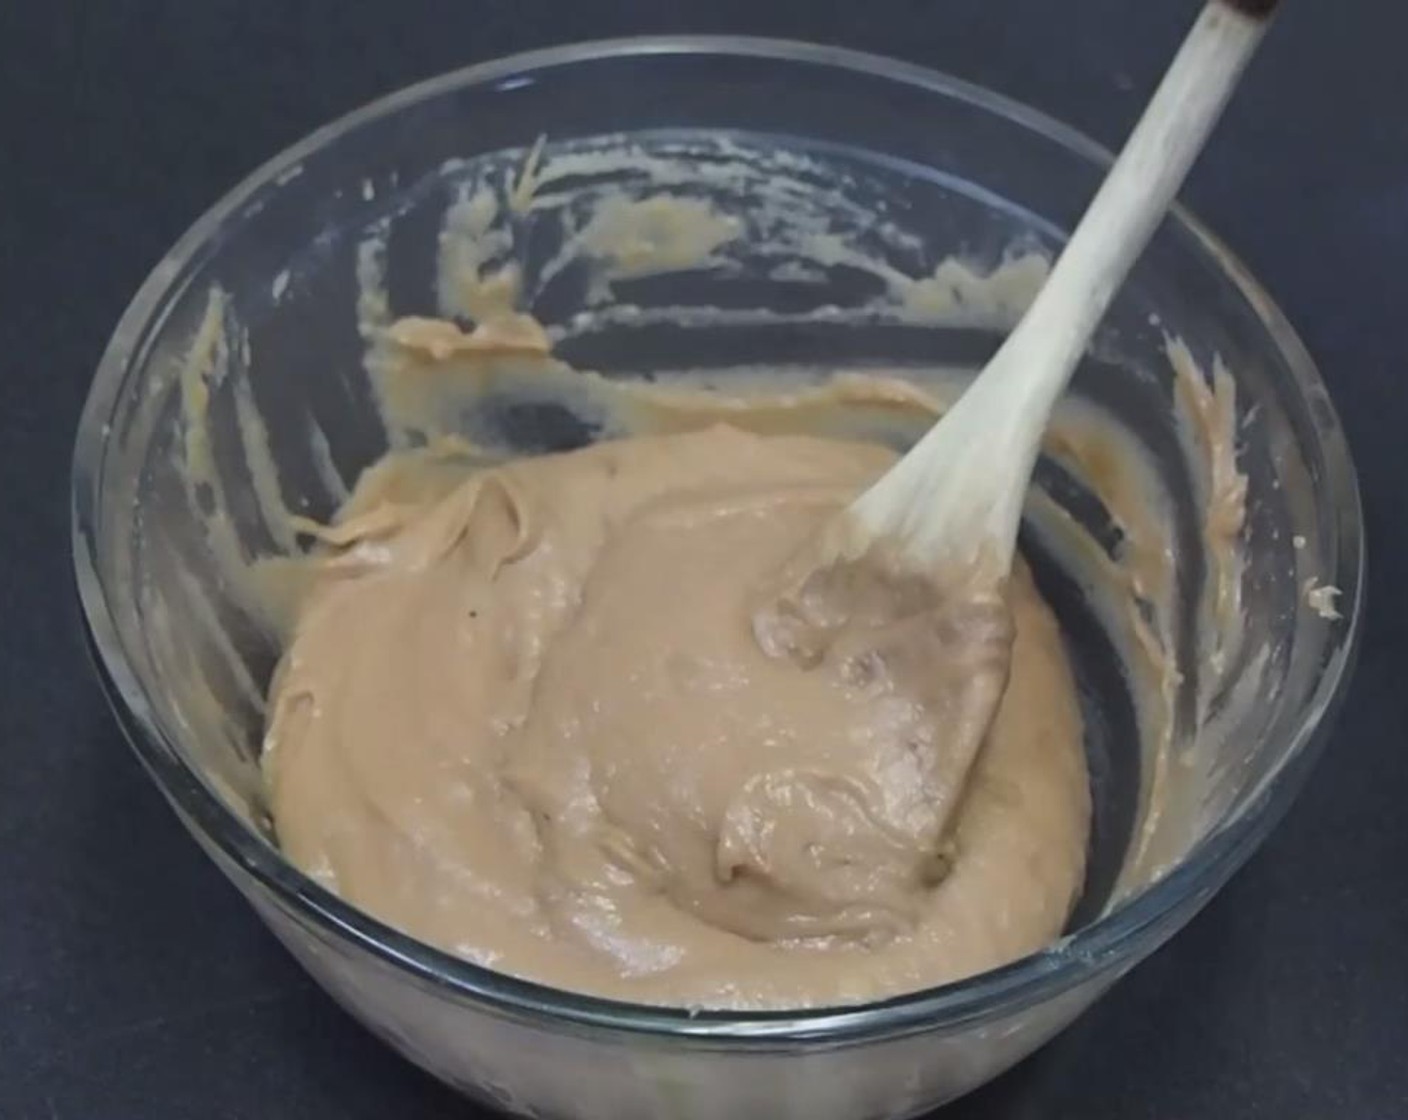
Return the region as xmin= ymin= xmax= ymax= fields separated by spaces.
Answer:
xmin=71 ymin=34 xmax=1365 ymax=1043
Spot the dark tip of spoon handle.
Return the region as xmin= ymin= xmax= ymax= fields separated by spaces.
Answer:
xmin=1220 ymin=0 xmax=1281 ymax=18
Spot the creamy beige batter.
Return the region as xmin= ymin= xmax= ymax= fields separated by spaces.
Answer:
xmin=263 ymin=424 xmax=1090 ymax=1009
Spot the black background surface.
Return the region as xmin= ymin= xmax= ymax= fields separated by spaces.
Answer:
xmin=2 ymin=2 xmax=1405 ymax=1117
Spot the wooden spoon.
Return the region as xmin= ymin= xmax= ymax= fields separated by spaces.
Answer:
xmin=842 ymin=0 xmax=1280 ymax=581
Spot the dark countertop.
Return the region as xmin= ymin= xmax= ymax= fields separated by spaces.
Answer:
xmin=3 ymin=1 xmax=1405 ymax=1117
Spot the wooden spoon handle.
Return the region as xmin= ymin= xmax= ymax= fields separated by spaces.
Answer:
xmin=849 ymin=0 xmax=1274 ymax=576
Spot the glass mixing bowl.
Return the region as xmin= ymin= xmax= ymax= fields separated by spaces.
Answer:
xmin=72 ymin=38 xmax=1362 ymax=1119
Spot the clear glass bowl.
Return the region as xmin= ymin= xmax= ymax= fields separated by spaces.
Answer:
xmin=72 ymin=38 xmax=1362 ymax=1119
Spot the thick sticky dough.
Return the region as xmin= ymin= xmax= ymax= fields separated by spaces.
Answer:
xmin=263 ymin=427 xmax=1090 ymax=1009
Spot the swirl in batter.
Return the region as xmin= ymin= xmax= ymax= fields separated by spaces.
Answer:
xmin=263 ymin=426 xmax=1089 ymax=1009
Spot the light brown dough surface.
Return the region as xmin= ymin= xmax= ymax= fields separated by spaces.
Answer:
xmin=264 ymin=426 xmax=1089 ymax=1008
